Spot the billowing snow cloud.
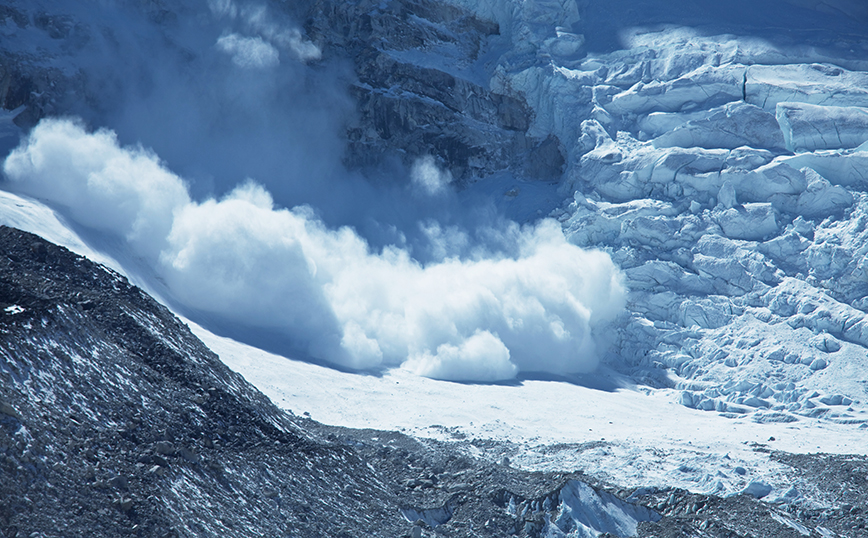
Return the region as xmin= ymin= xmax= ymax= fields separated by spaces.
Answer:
xmin=3 ymin=119 xmax=626 ymax=381
xmin=2 ymin=119 xmax=189 ymax=260
xmin=411 ymin=156 xmax=454 ymax=196
xmin=210 ymin=0 xmax=321 ymax=63
xmin=216 ymin=33 xmax=280 ymax=69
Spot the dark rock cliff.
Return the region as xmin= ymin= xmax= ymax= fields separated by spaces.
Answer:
xmin=306 ymin=0 xmax=565 ymax=182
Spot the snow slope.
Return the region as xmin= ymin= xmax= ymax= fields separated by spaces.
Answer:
xmin=196 ymin=318 xmax=867 ymax=506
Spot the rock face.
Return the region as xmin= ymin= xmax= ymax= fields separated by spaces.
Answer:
xmin=306 ymin=0 xmax=564 ymax=181
xmin=0 ymin=0 xmax=565 ymax=184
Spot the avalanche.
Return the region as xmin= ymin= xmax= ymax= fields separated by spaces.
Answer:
xmin=1 ymin=0 xmax=868 ymax=522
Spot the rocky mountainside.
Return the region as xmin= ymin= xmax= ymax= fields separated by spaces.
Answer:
xmin=2 ymin=225 xmax=868 ymax=537
xmin=306 ymin=0 xmax=565 ymax=182
xmin=0 ymin=225 xmax=407 ymax=537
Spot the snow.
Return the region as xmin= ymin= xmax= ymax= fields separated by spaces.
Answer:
xmin=0 ymin=190 xmax=122 ymax=273
xmin=545 ymin=480 xmax=661 ymax=537
xmin=193 ymin=320 xmax=867 ymax=503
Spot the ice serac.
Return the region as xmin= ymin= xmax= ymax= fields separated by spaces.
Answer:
xmin=605 ymin=64 xmax=745 ymax=116
xmin=455 ymin=1 xmax=868 ymax=422
xmin=652 ymin=102 xmax=786 ymax=151
xmin=776 ymin=102 xmax=868 ymax=153
xmin=746 ymin=64 xmax=868 ymax=112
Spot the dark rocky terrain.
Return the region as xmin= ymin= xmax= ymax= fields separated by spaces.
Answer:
xmin=0 ymin=225 xmax=406 ymax=537
xmin=2 ymin=226 xmax=867 ymax=537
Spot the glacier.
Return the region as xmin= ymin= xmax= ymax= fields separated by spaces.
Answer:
xmin=449 ymin=0 xmax=868 ymax=427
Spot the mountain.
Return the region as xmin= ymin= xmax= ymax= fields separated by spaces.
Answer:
xmin=0 ymin=225 xmax=408 ymax=536
xmin=2 ymin=0 xmax=868 ymax=536
xmin=3 ymin=225 xmax=867 ymax=538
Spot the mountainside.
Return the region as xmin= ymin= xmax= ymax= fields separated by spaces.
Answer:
xmin=0 ymin=225 xmax=408 ymax=536
xmin=3 ymin=225 xmax=868 ymax=538
xmin=3 ymin=0 xmax=868 ymax=537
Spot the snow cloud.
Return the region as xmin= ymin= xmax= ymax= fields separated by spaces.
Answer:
xmin=210 ymin=0 xmax=321 ymax=63
xmin=2 ymin=119 xmax=189 ymax=260
xmin=3 ymin=119 xmax=626 ymax=381
xmin=411 ymin=156 xmax=454 ymax=196
xmin=216 ymin=33 xmax=280 ymax=69
xmin=59 ymin=0 xmax=340 ymax=218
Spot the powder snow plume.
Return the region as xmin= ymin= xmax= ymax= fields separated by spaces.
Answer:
xmin=3 ymin=118 xmax=626 ymax=381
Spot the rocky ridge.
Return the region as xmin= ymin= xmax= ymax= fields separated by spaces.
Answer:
xmin=0 ymin=226 xmax=405 ymax=537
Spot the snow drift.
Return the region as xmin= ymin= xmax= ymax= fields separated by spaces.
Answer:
xmin=3 ymin=118 xmax=626 ymax=381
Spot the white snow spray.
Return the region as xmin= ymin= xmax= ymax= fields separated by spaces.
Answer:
xmin=1 ymin=0 xmax=627 ymax=381
xmin=4 ymin=119 xmax=626 ymax=381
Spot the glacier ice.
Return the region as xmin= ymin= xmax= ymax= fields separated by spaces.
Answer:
xmin=776 ymin=102 xmax=868 ymax=153
xmin=746 ymin=64 xmax=868 ymax=112
xmin=464 ymin=1 xmax=868 ymax=421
